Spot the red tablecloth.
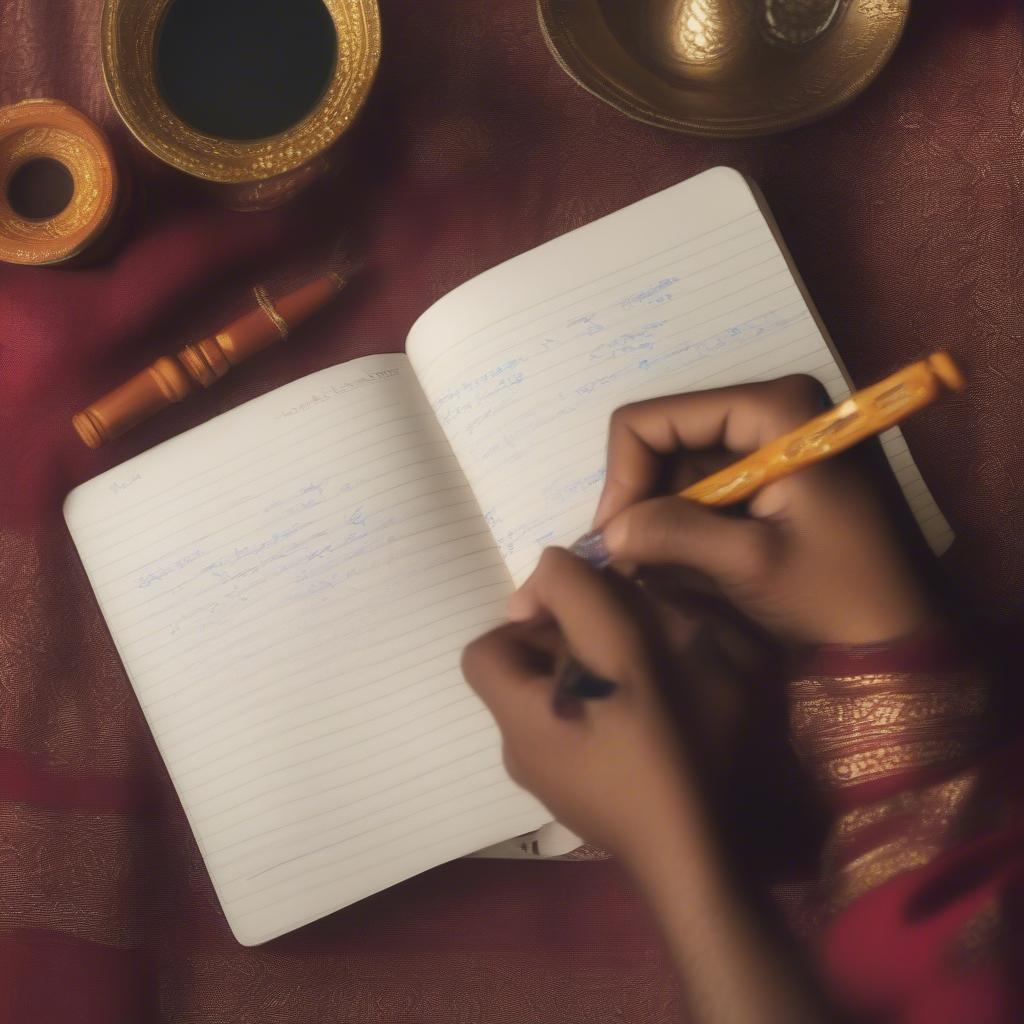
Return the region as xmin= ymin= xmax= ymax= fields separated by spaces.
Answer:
xmin=2 ymin=1 xmax=1022 ymax=1021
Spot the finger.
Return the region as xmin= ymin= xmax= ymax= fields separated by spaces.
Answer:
xmin=593 ymin=375 xmax=827 ymax=526
xmin=505 ymin=548 xmax=659 ymax=686
xmin=663 ymin=449 xmax=738 ymax=494
xmin=461 ymin=623 xmax=557 ymax=729
xmin=602 ymin=497 xmax=780 ymax=591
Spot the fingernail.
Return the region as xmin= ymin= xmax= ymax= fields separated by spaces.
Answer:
xmin=569 ymin=530 xmax=612 ymax=569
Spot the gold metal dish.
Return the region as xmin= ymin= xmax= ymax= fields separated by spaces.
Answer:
xmin=101 ymin=0 xmax=380 ymax=200
xmin=538 ymin=0 xmax=910 ymax=137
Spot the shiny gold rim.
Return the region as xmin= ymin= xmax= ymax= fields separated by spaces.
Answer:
xmin=537 ymin=0 xmax=911 ymax=138
xmin=101 ymin=0 xmax=381 ymax=184
xmin=0 ymin=99 xmax=118 ymax=266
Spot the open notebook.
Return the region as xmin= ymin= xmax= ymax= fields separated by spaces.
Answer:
xmin=64 ymin=167 xmax=952 ymax=945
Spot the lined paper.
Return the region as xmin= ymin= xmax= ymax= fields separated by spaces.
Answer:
xmin=64 ymin=355 xmax=548 ymax=945
xmin=408 ymin=167 xmax=953 ymax=584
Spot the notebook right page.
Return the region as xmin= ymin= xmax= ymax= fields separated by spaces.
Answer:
xmin=407 ymin=167 xmax=952 ymax=585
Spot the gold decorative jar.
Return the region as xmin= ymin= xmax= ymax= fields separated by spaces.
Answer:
xmin=0 ymin=98 xmax=121 ymax=266
xmin=101 ymin=0 xmax=381 ymax=209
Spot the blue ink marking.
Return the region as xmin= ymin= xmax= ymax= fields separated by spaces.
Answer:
xmin=620 ymin=277 xmax=679 ymax=309
xmin=137 ymin=549 xmax=203 ymax=589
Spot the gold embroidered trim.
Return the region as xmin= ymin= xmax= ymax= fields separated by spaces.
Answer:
xmin=824 ymin=771 xmax=980 ymax=911
xmin=253 ymin=285 xmax=289 ymax=340
xmin=829 ymin=773 xmax=977 ymax=847
xmin=789 ymin=669 xmax=988 ymax=789
xmin=820 ymin=737 xmax=975 ymax=788
xmin=831 ymin=836 xmax=936 ymax=908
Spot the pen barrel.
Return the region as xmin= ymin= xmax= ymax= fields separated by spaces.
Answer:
xmin=72 ymin=271 xmax=348 ymax=446
xmin=72 ymin=356 xmax=195 ymax=449
xmin=178 ymin=273 xmax=343 ymax=386
xmin=275 ymin=273 xmax=343 ymax=331
xmin=682 ymin=352 xmax=965 ymax=506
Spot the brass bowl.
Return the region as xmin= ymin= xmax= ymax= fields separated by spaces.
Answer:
xmin=101 ymin=0 xmax=380 ymax=188
xmin=538 ymin=0 xmax=910 ymax=137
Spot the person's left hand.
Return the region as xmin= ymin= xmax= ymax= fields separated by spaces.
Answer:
xmin=462 ymin=547 xmax=723 ymax=864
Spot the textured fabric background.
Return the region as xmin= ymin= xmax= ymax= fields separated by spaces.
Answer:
xmin=1 ymin=1 xmax=1022 ymax=1021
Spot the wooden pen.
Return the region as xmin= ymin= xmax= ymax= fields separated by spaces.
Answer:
xmin=72 ymin=268 xmax=353 ymax=449
xmin=559 ymin=351 xmax=966 ymax=702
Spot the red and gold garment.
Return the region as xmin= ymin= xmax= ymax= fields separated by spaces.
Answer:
xmin=790 ymin=633 xmax=1024 ymax=1024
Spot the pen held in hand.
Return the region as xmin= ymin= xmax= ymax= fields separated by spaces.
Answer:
xmin=556 ymin=351 xmax=966 ymax=706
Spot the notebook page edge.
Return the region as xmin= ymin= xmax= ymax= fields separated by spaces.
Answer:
xmin=744 ymin=176 xmax=954 ymax=555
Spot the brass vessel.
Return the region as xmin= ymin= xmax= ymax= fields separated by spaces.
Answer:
xmin=0 ymin=99 xmax=119 ymax=266
xmin=538 ymin=0 xmax=911 ymax=137
xmin=101 ymin=0 xmax=381 ymax=207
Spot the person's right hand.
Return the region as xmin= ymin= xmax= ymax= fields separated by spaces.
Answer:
xmin=588 ymin=376 xmax=934 ymax=646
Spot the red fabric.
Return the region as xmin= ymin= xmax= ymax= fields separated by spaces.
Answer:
xmin=796 ymin=638 xmax=1024 ymax=1023
xmin=820 ymin=749 xmax=1024 ymax=1024
xmin=2 ymin=1 xmax=1024 ymax=1021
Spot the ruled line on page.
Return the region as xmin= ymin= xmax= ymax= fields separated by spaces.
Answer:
xmin=231 ymin=797 xmax=543 ymax=923
xmin=204 ymin=744 xmax=505 ymax=872
xmin=414 ymin=208 xmax=764 ymax=379
xmin=145 ymin=553 xmax=499 ymax=739
xmin=199 ymin=686 xmax=489 ymax=842
xmin=105 ymin=462 xmax=470 ymax=624
xmin=230 ymin=805 xmax=547 ymax=944
xmin=208 ymin=735 xmax=507 ymax=865
xmin=71 ymin=391 xmax=415 ymax=545
xmin=85 ymin=417 xmax=443 ymax=581
xmin=128 ymin=515 xmax=498 ymax=697
xmin=157 ymin=562 xmax=503 ymax=751
xmin=423 ymin=233 xmax=781 ymax=382
xmin=168 ymin=596 xmax=509 ymax=784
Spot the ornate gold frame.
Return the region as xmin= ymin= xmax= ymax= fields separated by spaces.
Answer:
xmin=537 ymin=0 xmax=910 ymax=138
xmin=101 ymin=0 xmax=381 ymax=184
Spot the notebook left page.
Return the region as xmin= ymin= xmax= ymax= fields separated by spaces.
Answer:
xmin=64 ymin=354 xmax=548 ymax=945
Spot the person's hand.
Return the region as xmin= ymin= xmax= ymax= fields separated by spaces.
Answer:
xmin=462 ymin=547 xmax=718 ymax=864
xmin=584 ymin=376 xmax=933 ymax=646
xmin=466 ymin=551 xmax=837 ymax=1024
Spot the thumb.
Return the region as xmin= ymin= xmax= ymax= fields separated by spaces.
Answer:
xmin=602 ymin=497 xmax=778 ymax=590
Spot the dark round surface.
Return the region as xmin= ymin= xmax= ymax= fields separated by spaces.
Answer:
xmin=6 ymin=157 xmax=74 ymax=219
xmin=155 ymin=0 xmax=337 ymax=140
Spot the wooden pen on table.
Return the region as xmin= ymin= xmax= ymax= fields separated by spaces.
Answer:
xmin=557 ymin=351 xmax=966 ymax=704
xmin=72 ymin=268 xmax=353 ymax=449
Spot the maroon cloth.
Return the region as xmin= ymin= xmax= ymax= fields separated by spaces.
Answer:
xmin=2 ymin=1 xmax=1023 ymax=1021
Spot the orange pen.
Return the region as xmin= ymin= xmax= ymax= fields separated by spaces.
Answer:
xmin=680 ymin=350 xmax=965 ymax=506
